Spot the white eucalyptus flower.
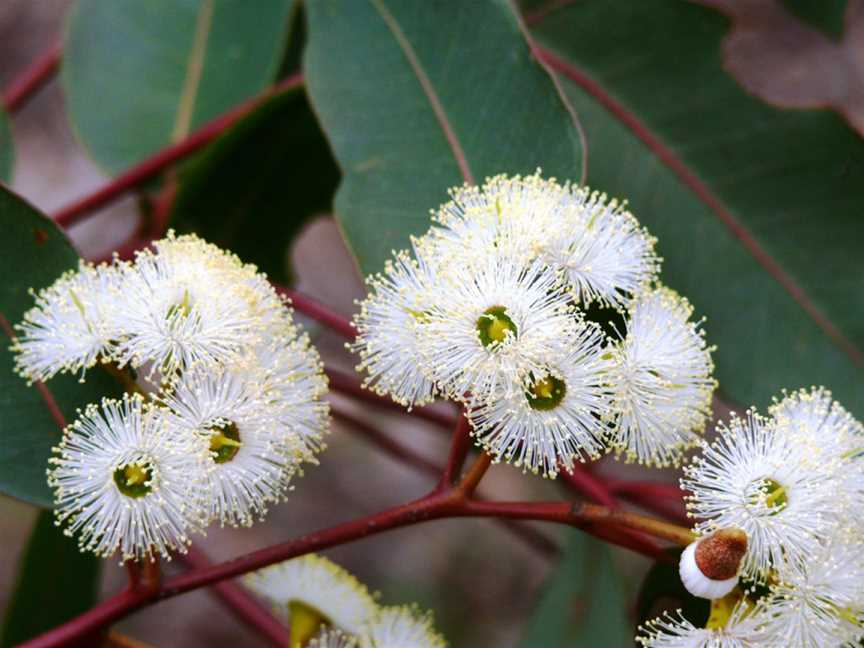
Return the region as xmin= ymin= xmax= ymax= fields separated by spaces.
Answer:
xmin=420 ymin=256 xmax=575 ymax=402
xmin=351 ymin=245 xmax=439 ymax=408
xmin=360 ymin=605 xmax=447 ymax=648
xmin=468 ymin=319 xmax=612 ymax=477
xmin=547 ymin=187 xmax=659 ymax=309
xmin=428 ymin=172 xmax=659 ymax=309
xmin=48 ymin=394 xmax=209 ymax=561
xmin=637 ymin=606 xmax=762 ymax=648
xmin=161 ymin=362 xmax=305 ymax=527
xmin=682 ymin=411 xmax=846 ymax=581
xmin=256 ymin=318 xmax=330 ymax=461
xmin=108 ymin=233 xmax=268 ymax=380
xmin=756 ymin=540 xmax=864 ymax=647
xmin=608 ymin=286 xmax=715 ymax=466
xmin=245 ymin=554 xmax=378 ymax=637
xmin=14 ymin=261 xmax=120 ymax=382
xmin=770 ymin=386 xmax=863 ymax=459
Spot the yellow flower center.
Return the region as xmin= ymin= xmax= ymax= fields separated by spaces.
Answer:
xmin=209 ymin=421 xmax=242 ymax=464
xmin=113 ymin=462 xmax=153 ymax=498
xmin=476 ymin=306 xmax=517 ymax=348
xmin=289 ymin=600 xmax=329 ymax=648
xmin=526 ymin=375 xmax=566 ymax=411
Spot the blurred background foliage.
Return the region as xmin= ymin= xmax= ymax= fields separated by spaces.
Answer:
xmin=0 ymin=0 xmax=861 ymax=646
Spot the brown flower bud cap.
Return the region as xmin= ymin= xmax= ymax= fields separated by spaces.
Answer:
xmin=695 ymin=528 xmax=748 ymax=580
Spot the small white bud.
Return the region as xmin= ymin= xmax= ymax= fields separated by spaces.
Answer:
xmin=679 ymin=528 xmax=748 ymax=600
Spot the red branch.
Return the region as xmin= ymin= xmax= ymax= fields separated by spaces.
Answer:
xmin=437 ymin=412 xmax=473 ymax=490
xmin=178 ymin=547 xmax=287 ymax=647
xmin=1 ymin=42 xmax=61 ymax=112
xmin=21 ymin=486 xmax=691 ymax=648
xmin=274 ymin=285 xmax=357 ymax=341
xmin=332 ymin=406 xmax=559 ymax=558
xmin=53 ymin=74 xmax=304 ymax=229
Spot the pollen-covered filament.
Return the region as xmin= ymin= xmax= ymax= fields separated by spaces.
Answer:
xmin=526 ymin=374 xmax=566 ymax=411
xmin=166 ymin=289 xmax=192 ymax=320
xmin=476 ymin=305 xmax=517 ymax=348
xmin=113 ymin=462 xmax=153 ymax=498
xmin=209 ymin=421 xmax=242 ymax=464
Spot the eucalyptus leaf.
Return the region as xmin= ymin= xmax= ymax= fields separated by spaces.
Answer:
xmin=0 ymin=187 xmax=120 ymax=507
xmin=0 ymin=511 xmax=100 ymax=647
xmin=528 ymin=0 xmax=864 ymax=413
xmin=0 ymin=106 xmax=12 ymax=182
xmin=519 ymin=531 xmax=630 ymax=647
xmin=304 ymin=0 xmax=584 ymax=277
xmin=63 ymin=0 xmax=293 ymax=173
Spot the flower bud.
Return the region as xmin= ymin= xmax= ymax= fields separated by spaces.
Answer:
xmin=679 ymin=528 xmax=748 ymax=599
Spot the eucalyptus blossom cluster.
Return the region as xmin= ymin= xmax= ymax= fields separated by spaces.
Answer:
xmin=246 ymin=554 xmax=447 ymax=648
xmin=13 ymin=233 xmax=330 ymax=561
xmin=352 ymin=172 xmax=716 ymax=476
xmin=640 ymin=387 xmax=864 ymax=647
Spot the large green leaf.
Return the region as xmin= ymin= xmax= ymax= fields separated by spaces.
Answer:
xmin=0 ymin=188 xmax=120 ymax=507
xmin=0 ymin=106 xmax=12 ymax=181
xmin=171 ymin=85 xmax=339 ymax=284
xmin=527 ymin=0 xmax=864 ymax=414
xmin=519 ymin=531 xmax=630 ymax=647
xmin=63 ymin=0 xmax=293 ymax=174
xmin=304 ymin=0 xmax=584 ymax=276
xmin=0 ymin=511 xmax=101 ymax=647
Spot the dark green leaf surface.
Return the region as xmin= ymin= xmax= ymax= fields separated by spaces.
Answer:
xmin=63 ymin=0 xmax=293 ymax=173
xmin=304 ymin=0 xmax=584 ymax=276
xmin=0 ymin=106 xmax=12 ymax=181
xmin=0 ymin=188 xmax=120 ymax=507
xmin=519 ymin=531 xmax=630 ymax=647
xmin=528 ymin=0 xmax=864 ymax=413
xmin=0 ymin=511 xmax=100 ymax=647
xmin=171 ymin=86 xmax=339 ymax=284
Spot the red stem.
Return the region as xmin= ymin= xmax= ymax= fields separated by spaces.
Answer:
xmin=608 ymin=481 xmax=691 ymax=526
xmin=274 ymin=285 xmax=357 ymax=341
xmin=178 ymin=547 xmax=287 ymax=647
xmin=436 ymin=412 xmax=473 ymax=490
xmin=558 ymin=463 xmax=616 ymax=508
xmin=21 ymin=490 xmax=688 ymax=648
xmin=1 ymin=42 xmax=61 ymax=112
xmin=325 ymin=365 xmax=455 ymax=428
xmin=331 ymin=405 xmax=559 ymax=558
xmin=53 ymin=74 xmax=304 ymax=228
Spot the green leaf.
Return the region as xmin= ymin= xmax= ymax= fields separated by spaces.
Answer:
xmin=527 ymin=0 xmax=864 ymax=414
xmin=1 ymin=510 xmax=101 ymax=647
xmin=63 ymin=0 xmax=293 ymax=174
xmin=171 ymin=85 xmax=339 ymax=284
xmin=0 ymin=187 xmax=120 ymax=507
xmin=519 ymin=531 xmax=631 ymax=647
xmin=304 ymin=0 xmax=584 ymax=277
xmin=0 ymin=106 xmax=12 ymax=181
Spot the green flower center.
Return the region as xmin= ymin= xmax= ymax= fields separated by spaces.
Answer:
xmin=113 ymin=462 xmax=153 ymax=498
xmin=754 ymin=478 xmax=788 ymax=513
xmin=476 ymin=306 xmax=517 ymax=348
xmin=209 ymin=421 xmax=242 ymax=464
xmin=526 ymin=375 xmax=567 ymax=411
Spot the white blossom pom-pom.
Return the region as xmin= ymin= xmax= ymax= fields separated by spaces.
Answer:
xmin=608 ymin=286 xmax=715 ymax=466
xmin=637 ymin=607 xmax=761 ymax=648
xmin=420 ymin=256 xmax=575 ymax=402
xmin=468 ymin=319 xmax=613 ymax=477
xmin=245 ymin=554 xmax=378 ymax=637
xmin=360 ymin=605 xmax=447 ymax=648
xmin=14 ymin=261 xmax=121 ymax=382
xmin=107 ymin=232 xmax=269 ymax=379
xmin=351 ymin=245 xmax=439 ymax=408
xmin=161 ymin=362 xmax=305 ymax=527
xmin=547 ymin=187 xmax=659 ymax=309
xmin=49 ymin=393 xmax=209 ymax=561
xmin=682 ymin=411 xmax=846 ymax=582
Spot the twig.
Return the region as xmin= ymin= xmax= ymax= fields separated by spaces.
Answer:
xmin=273 ymin=285 xmax=357 ymax=340
xmin=53 ymin=74 xmax=304 ymax=228
xmin=1 ymin=42 xmax=61 ymax=112
xmin=436 ymin=412 xmax=473 ymax=491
